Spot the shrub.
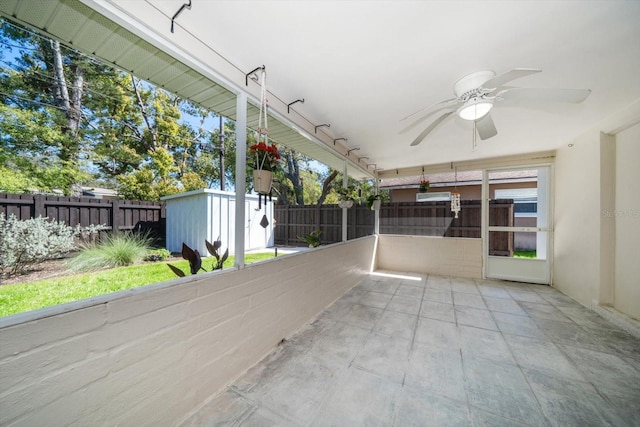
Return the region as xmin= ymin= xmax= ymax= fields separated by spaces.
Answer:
xmin=298 ymin=230 xmax=322 ymax=247
xmin=67 ymin=232 xmax=152 ymax=272
xmin=0 ymin=214 xmax=79 ymax=278
xmin=144 ymin=248 xmax=171 ymax=262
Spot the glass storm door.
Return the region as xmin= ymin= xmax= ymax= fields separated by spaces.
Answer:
xmin=484 ymin=166 xmax=552 ymax=285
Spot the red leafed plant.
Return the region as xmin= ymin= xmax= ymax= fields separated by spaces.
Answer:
xmin=249 ymin=142 xmax=281 ymax=171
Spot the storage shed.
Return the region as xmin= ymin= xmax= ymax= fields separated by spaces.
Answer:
xmin=162 ymin=189 xmax=275 ymax=255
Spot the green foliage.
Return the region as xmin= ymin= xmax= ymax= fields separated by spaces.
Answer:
xmin=336 ymin=185 xmax=359 ymax=202
xmin=0 ymin=166 xmax=36 ymax=193
xmin=117 ymin=168 xmax=156 ymax=201
xmin=366 ymin=194 xmax=381 ymax=210
xmin=0 ymin=214 xmax=78 ymax=278
xmin=298 ymin=230 xmax=322 ymax=247
xmin=67 ymin=233 xmax=152 ymax=271
xmin=180 ymin=172 xmax=207 ymax=192
xmin=143 ymin=248 xmax=171 ymax=262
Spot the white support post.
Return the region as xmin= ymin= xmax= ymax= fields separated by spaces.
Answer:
xmin=481 ymin=169 xmax=489 ymax=278
xmin=374 ymin=178 xmax=380 ymax=235
xmin=235 ymin=92 xmax=247 ymax=269
xmin=536 ymin=167 xmax=548 ymax=259
xmin=342 ymin=159 xmax=348 ymax=242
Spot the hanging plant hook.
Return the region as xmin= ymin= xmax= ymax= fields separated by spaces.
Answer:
xmin=246 ymin=65 xmax=265 ymax=86
xmin=287 ymin=98 xmax=304 ymax=113
xmin=314 ymin=124 xmax=330 ymax=134
xmin=170 ymin=0 xmax=192 ymax=33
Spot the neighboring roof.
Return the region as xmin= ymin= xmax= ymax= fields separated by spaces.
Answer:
xmin=381 ymin=170 xmax=537 ymax=189
xmin=81 ymin=186 xmax=119 ymax=197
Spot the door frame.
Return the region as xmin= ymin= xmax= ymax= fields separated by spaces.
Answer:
xmin=482 ymin=164 xmax=554 ymax=285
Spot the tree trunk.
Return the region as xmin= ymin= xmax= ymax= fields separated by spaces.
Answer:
xmin=284 ymin=150 xmax=304 ymax=205
xmin=317 ymin=169 xmax=339 ymax=206
xmin=68 ymin=64 xmax=84 ymax=136
xmin=49 ymin=39 xmax=82 ymax=162
xmin=50 ymin=40 xmax=70 ymax=111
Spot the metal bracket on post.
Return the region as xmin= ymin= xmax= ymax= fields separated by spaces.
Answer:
xmin=287 ymin=99 xmax=304 ymax=113
xmin=333 ymin=137 xmax=348 ymax=146
xmin=245 ymin=65 xmax=265 ymax=86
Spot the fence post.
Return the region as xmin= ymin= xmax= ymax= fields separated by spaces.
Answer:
xmin=111 ymin=199 xmax=120 ymax=234
xmin=315 ymin=205 xmax=321 ymax=236
xmin=33 ymin=194 xmax=45 ymax=219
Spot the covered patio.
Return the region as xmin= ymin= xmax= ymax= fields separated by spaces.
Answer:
xmin=1 ymin=1 xmax=640 ymax=426
xmin=183 ymin=273 xmax=640 ymax=426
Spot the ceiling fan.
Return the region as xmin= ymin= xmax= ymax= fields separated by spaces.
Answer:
xmin=401 ymin=68 xmax=591 ymax=146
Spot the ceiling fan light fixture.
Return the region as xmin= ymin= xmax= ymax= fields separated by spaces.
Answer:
xmin=457 ymin=97 xmax=493 ymax=121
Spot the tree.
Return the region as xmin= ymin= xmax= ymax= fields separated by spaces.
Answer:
xmin=0 ymin=18 xmax=332 ymax=203
xmin=0 ymin=23 xmax=94 ymax=193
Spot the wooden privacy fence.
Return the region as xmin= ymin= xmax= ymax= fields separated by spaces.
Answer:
xmin=274 ymin=204 xmax=374 ymax=246
xmin=0 ymin=193 xmax=165 ymax=240
xmin=274 ymin=200 xmax=514 ymax=255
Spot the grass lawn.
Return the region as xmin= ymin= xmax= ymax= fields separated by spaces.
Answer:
xmin=0 ymin=253 xmax=275 ymax=318
xmin=514 ymin=250 xmax=537 ymax=259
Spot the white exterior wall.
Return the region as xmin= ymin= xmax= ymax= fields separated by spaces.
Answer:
xmin=614 ymin=122 xmax=640 ymax=320
xmin=375 ymin=235 xmax=482 ymax=278
xmin=0 ymin=237 xmax=376 ymax=426
xmin=163 ymin=189 xmax=274 ymax=255
xmin=554 ymin=100 xmax=640 ymax=323
xmin=553 ymin=129 xmax=603 ymax=307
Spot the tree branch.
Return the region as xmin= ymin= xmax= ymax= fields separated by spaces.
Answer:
xmin=131 ymin=74 xmax=156 ymax=151
xmin=317 ymin=169 xmax=339 ymax=206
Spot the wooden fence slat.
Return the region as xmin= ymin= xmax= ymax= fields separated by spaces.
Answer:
xmin=0 ymin=193 xmax=165 ymax=241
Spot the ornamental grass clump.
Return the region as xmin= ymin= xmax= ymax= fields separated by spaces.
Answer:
xmin=68 ymin=232 xmax=153 ymax=272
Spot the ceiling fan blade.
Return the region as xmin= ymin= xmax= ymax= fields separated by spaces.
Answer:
xmin=400 ymin=103 xmax=457 ymax=134
xmin=483 ymin=68 xmax=542 ymax=91
xmin=400 ymin=98 xmax=457 ymax=122
xmin=498 ymin=87 xmax=591 ymax=103
xmin=410 ymin=111 xmax=455 ymax=146
xmin=475 ymin=113 xmax=498 ymax=140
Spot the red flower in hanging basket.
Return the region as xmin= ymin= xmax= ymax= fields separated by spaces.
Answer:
xmin=249 ymin=142 xmax=281 ymax=171
xmin=419 ymin=179 xmax=430 ymax=192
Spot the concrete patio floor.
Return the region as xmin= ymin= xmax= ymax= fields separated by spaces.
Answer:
xmin=181 ymin=273 xmax=640 ymax=426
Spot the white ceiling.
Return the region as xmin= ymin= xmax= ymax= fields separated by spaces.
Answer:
xmin=6 ymin=0 xmax=640 ymax=178
xmin=141 ymin=0 xmax=640 ymax=173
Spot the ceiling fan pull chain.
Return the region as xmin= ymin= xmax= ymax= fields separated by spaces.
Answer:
xmin=472 ymin=121 xmax=477 ymax=150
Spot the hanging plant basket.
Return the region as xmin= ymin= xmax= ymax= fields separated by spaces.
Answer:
xmin=253 ymin=169 xmax=273 ymax=194
xmin=338 ymin=200 xmax=354 ymax=209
